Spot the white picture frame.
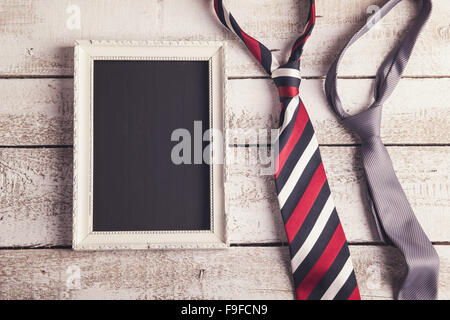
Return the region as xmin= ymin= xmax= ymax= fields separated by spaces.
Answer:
xmin=73 ymin=40 xmax=227 ymax=250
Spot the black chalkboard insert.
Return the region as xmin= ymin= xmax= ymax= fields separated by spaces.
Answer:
xmin=93 ymin=60 xmax=211 ymax=232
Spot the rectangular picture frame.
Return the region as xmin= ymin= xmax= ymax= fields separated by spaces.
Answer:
xmin=73 ymin=40 xmax=227 ymax=250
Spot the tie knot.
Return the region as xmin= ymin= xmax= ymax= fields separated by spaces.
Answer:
xmin=342 ymin=104 xmax=382 ymax=141
xmin=271 ymin=61 xmax=301 ymax=100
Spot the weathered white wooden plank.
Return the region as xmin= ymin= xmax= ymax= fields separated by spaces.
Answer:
xmin=0 ymin=79 xmax=73 ymax=145
xmin=226 ymin=78 xmax=450 ymax=145
xmin=0 ymin=246 xmax=449 ymax=300
xmin=0 ymin=0 xmax=448 ymax=77
xmin=225 ymin=146 xmax=450 ymax=244
xmin=310 ymin=0 xmax=450 ymax=77
xmin=1 ymin=78 xmax=448 ymax=146
xmin=0 ymin=148 xmax=73 ymax=247
xmin=0 ymin=147 xmax=448 ymax=247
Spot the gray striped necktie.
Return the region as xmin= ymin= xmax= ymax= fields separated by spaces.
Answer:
xmin=325 ymin=0 xmax=439 ymax=300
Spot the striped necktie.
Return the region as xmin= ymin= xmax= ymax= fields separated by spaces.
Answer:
xmin=213 ymin=0 xmax=360 ymax=300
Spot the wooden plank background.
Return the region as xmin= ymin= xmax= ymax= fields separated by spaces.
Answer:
xmin=0 ymin=0 xmax=449 ymax=300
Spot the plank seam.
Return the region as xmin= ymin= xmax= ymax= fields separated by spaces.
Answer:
xmin=0 ymin=145 xmax=73 ymax=149
xmin=0 ymin=75 xmax=449 ymax=80
xmin=228 ymin=75 xmax=450 ymax=80
xmin=229 ymin=144 xmax=450 ymax=148
xmin=2 ymin=242 xmax=449 ymax=251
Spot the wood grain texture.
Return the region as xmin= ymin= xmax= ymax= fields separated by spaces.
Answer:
xmin=0 ymin=79 xmax=73 ymax=146
xmin=1 ymin=78 xmax=449 ymax=146
xmin=0 ymin=147 xmax=448 ymax=247
xmin=0 ymin=246 xmax=448 ymax=300
xmin=225 ymin=146 xmax=450 ymax=244
xmin=0 ymin=0 xmax=448 ymax=77
xmin=0 ymin=148 xmax=73 ymax=247
xmin=226 ymin=78 xmax=450 ymax=145
xmin=0 ymin=0 xmax=449 ymax=301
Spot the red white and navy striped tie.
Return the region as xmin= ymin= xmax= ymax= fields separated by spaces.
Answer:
xmin=213 ymin=0 xmax=360 ymax=300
